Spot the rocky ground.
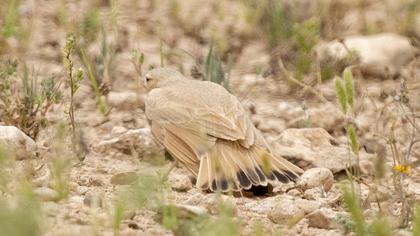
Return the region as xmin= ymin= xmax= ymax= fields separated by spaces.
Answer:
xmin=0 ymin=0 xmax=420 ymax=235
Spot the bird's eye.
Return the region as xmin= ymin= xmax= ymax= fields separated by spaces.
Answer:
xmin=145 ymin=76 xmax=152 ymax=82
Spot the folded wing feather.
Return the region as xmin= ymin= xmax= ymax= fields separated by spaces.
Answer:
xmin=146 ymin=85 xmax=303 ymax=192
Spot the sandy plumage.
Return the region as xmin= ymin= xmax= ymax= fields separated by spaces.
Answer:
xmin=144 ymin=68 xmax=303 ymax=192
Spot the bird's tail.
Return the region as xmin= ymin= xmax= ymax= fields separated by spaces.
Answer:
xmin=196 ymin=140 xmax=303 ymax=192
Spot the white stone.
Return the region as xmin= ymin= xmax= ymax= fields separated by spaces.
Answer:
xmin=316 ymin=33 xmax=414 ymax=78
xmin=0 ymin=125 xmax=37 ymax=160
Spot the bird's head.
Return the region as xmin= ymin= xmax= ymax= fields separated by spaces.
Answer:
xmin=143 ymin=67 xmax=185 ymax=92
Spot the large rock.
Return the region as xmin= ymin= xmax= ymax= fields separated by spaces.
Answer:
xmin=272 ymin=128 xmax=357 ymax=173
xmin=316 ymin=33 xmax=414 ymax=78
xmin=0 ymin=125 xmax=37 ymax=160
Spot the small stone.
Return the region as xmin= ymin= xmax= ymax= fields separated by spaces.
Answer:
xmin=362 ymin=138 xmax=386 ymax=156
xmin=69 ymin=196 xmax=84 ymax=204
xmin=268 ymin=200 xmax=304 ymax=224
xmin=183 ymin=193 xmax=205 ymax=205
xmin=287 ymin=189 xmax=301 ymax=196
xmin=246 ymin=195 xmax=309 ymax=224
xmin=174 ymin=204 xmax=208 ymax=216
xmin=110 ymin=172 xmax=138 ymax=185
xmin=303 ymin=188 xmax=324 ymax=200
xmin=90 ymin=178 xmax=104 ymax=187
xmin=128 ymin=221 xmax=140 ymax=230
xmin=295 ymin=198 xmax=322 ymax=214
xmin=307 ymin=208 xmax=337 ymax=229
xmin=168 ymin=173 xmax=192 ymax=192
xmin=76 ymin=186 xmax=89 ymax=195
xmin=298 ymin=167 xmax=334 ymax=192
xmin=34 ymin=187 xmax=60 ymax=202
xmin=111 ymin=126 xmax=128 ymax=136
xmin=203 ymin=193 xmax=237 ymax=215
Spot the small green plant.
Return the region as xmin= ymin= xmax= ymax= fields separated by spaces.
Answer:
xmin=0 ymin=146 xmax=42 ymax=236
xmin=78 ymin=47 xmax=108 ymax=115
xmin=369 ymin=217 xmax=392 ymax=236
xmin=0 ymin=0 xmax=21 ymax=38
xmin=161 ymin=204 xmax=179 ymax=231
xmin=0 ymin=183 xmax=42 ymax=236
xmin=396 ymin=0 xmax=420 ymax=40
xmin=111 ymin=199 xmax=125 ymax=236
xmin=340 ymin=181 xmax=366 ymax=236
xmin=341 ymin=180 xmax=395 ymax=236
xmin=413 ymin=204 xmax=420 ymax=236
xmin=79 ymin=7 xmax=101 ymax=45
xmin=243 ymin=0 xmax=294 ymax=48
xmin=63 ymin=35 xmax=83 ymax=136
xmin=0 ymin=144 xmax=12 ymax=190
xmin=49 ymin=123 xmax=72 ymax=200
xmin=204 ymin=41 xmax=229 ymax=89
xmin=163 ymin=195 xmax=239 ymax=236
xmin=112 ymin=170 xmax=170 ymax=235
xmin=0 ymin=59 xmax=62 ymax=139
xmin=191 ymin=199 xmax=239 ymax=236
xmin=242 ymin=0 xmax=320 ymax=81
xmin=292 ymin=18 xmax=320 ymax=79
xmin=63 ymin=34 xmax=88 ymax=160
xmin=68 ymin=5 xmax=110 ymax=115
xmin=130 ymin=50 xmax=145 ymax=77
xmin=0 ymin=0 xmax=31 ymax=54
xmin=335 ymin=67 xmax=360 ymax=175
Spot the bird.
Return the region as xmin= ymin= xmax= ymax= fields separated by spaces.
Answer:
xmin=143 ymin=67 xmax=303 ymax=192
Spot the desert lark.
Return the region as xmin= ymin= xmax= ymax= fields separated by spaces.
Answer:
xmin=144 ymin=68 xmax=303 ymax=192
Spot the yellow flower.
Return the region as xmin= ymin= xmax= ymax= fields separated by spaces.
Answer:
xmin=393 ymin=164 xmax=411 ymax=175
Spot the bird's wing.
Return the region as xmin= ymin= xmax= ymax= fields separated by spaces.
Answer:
xmin=145 ymin=85 xmax=255 ymax=147
xmin=146 ymin=83 xmax=303 ymax=191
